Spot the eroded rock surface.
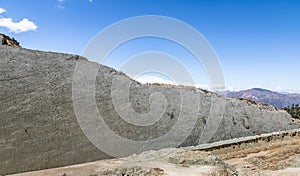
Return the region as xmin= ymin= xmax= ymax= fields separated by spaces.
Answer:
xmin=0 ymin=40 xmax=299 ymax=175
xmin=12 ymin=129 xmax=300 ymax=176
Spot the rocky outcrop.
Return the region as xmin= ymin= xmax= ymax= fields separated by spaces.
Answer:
xmin=0 ymin=33 xmax=20 ymax=48
xmin=0 ymin=42 xmax=299 ymax=175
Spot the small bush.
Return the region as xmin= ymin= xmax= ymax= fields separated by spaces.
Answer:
xmin=284 ymin=104 xmax=300 ymax=119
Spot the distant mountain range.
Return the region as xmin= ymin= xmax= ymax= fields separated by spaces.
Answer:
xmin=219 ymin=88 xmax=300 ymax=108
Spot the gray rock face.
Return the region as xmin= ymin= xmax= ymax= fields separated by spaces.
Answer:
xmin=0 ymin=45 xmax=299 ymax=175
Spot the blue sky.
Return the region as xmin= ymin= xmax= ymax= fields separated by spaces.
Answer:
xmin=0 ymin=0 xmax=299 ymax=92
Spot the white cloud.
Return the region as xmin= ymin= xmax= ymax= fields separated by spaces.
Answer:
xmin=134 ymin=75 xmax=177 ymax=85
xmin=130 ymin=74 xmax=231 ymax=92
xmin=268 ymin=87 xmax=300 ymax=94
xmin=133 ymin=75 xmax=214 ymax=91
xmin=0 ymin=17 xmax=37 ymax=33
xmin=56 ymin=0 xmax=91 ymax=9
xmin=0 ymin=7 xmax=37 ymax=33
xmin=0 ymin=8 xmax=5 ymax=14
xmin=58 ymin=4 xmax=64 ymax=9
xmin=57 ymin=0 xmax=65 ymax=9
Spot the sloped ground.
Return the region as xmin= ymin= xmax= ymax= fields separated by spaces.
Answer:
xmin=220 ymin=137 xmax=300 ymax=176
xmin=10 ymin=148 xmax=233 ymax=176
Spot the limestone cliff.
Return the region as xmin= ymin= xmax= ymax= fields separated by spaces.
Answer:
xmin=0 ymin=39 xmax=299 ymax=175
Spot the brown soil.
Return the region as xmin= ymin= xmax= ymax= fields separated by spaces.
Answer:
xmin=219 ymin=137 xmax=300 ymax=176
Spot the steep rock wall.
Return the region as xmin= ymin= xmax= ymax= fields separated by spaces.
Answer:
xmin=0 ymin=45 xmax=299 ymax=175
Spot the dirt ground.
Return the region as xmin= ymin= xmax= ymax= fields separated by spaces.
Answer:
xmin=219 ymin=137 xmax=300 ymax=176
xmin=11 ymin=137 xmax=300 ymax=176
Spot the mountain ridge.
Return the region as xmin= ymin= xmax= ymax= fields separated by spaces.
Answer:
xmin=220 ymin=88 xmax=300 ymax=108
